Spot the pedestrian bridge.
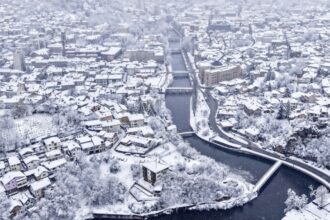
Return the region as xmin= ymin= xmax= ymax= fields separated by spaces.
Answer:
xmin=253 ymin=160 xmax=282 ymax=193
xmin=166 ymin=87 xmax=193 ymax=94
xmin=172 ymin=70 xmax=189 ymax=77
xmin=178 ymin=131 xmax=196 ymax=137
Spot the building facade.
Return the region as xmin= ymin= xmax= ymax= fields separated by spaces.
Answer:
xmin=13 ymin=49 xmax=26 ymax=71
xmin=202 ymin=65 xmax=242 ymax=86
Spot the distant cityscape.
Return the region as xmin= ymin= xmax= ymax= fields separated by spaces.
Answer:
xmin=0 ymin=0 xmax=329 ymax=220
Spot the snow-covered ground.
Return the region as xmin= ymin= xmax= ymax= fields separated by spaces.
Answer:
xmin=283 ymin=193 xmax=330 ymax=220
xmin=76 ymin=131 xmax=255 ymax=218
xmin=190 ymin=89 xmax=215 ymax=139
xmin=14 ymin=114 xmax=58 ymax=140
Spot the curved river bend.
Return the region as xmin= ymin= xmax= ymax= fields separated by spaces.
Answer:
xmin=152 ymin=34 xmax=320 ymax=220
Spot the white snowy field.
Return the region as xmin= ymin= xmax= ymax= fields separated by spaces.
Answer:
xmin=14 ymin=114 xmax=58 ymax=140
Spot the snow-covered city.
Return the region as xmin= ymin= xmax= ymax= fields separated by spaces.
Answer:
xmin=0 ymin=0 xmax=329 ymax=219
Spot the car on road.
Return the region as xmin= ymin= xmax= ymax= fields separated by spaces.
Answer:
xmin=280 ymin=155 xmax=286 ymax=160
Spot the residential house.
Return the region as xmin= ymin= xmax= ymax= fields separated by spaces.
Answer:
xmin=76 ymin=136 xmax=93 ymax=154
xmin=243 ymin=102 xmax=262 ymax=116
xmin=8 ymin=156 xmax=21 ymax=171
xmin=62 ymin=140 xmax=81 ymax=158
xmin=11 ymin=191 xmax=35 ymax=208
xmin=82 ymin=120 xmax=102 ymax=131
xmin=116 ymin=112 xmax=130 ymax=124
xmin=307 ymin=106 xmax=325 ymax=122
xmin=33 ymin=166 xmax=49 ymax=181
xmin=30 ymin=177 xmax=51 ymax=199
xmin=43 ymin=136 xmax=62 ymax=151
xmin=91 ymin=136 xmax=105 ymax=153
xmin=281 ymin=98 xmax=299 ymax=111
xmin=1 ymin=171 xmax=27 ymax=193
xmin=127 ymin=126 xmax=155 ymax=137
xmin=19 ymin=147 xmax=34 ymax=159
xmin=128 ymin=114 xmax=145 ymax=127
xmin=42 ymin=158 xmax=67 ymax=177
xmin=142 ymin=161 xmax=169 ymax=185
xmin=45 ymin=149 xmax=63 ymax=161
xmin=102 ymin=119 xmax=121 ymax=132
xmin=244 ymin=127 xmax=260 ymax=141
xmin=95 ymin=109 xmax=113 ymax=121
xmin=76 ymin=136 xmax=104 ymax=154
xmin=101 ymin=132 xmax=118 ymax=148
xmin=217 ymin=108 xmax=236 ymax=119
xmin=9 ymin=199 xmax=23 ymax=218
xmin=121 ymin=135 xmax=158 ymax=149
xmin=23 ymin=155 xmax=40 ymax=170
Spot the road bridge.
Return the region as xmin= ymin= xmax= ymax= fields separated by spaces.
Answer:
xmin=166 ymin=87 xmax=193 ymax=94
xmin=170 ymin=48 xmax=182 ymax=54
xmin=178 ymin=131 xmax=196 ymax=137
xmin=172 ymin=70 xmax=189 ymax=77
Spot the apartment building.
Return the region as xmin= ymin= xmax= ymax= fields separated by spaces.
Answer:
xmin=202 ymin=65 xmax=242 ymax=86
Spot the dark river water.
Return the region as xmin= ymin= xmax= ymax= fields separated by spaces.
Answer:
xmin=153 ymin=30 xmax=321 ymax=220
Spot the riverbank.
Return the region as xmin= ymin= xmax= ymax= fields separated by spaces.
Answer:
xmin=92 ymin=191 xmax=258 ymax=220
xmin=189 ymin=89 xmax=330 ymax=189
xmin=88 ymin=132 xmax=257 ymax=219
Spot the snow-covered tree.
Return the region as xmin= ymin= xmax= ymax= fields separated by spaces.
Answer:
xmin=0 ymin=114 xmax=18 ymax=153
xmin=127 ymin=99 xmax=142 ymax=113
xmin=0 ymin=195 xmax=11 ymax=220
xmin=284 ymin=87 xmax=291 ymax=98
xmin=284 ymin=188 xmax=308 ymax=213
xmin=12 ymin=104 xmax=33 ymax=118
xmin=277 ymin=102 xmax=290 ymax=120
xmin=18 ymin=154 xmax=127 ymax=219
xmin=158 ymin=159 xmax=238 ymax=209
xmin=310 ymin=185 xmax=328 ymax=208
xmin=147 ymin=116 xmax=167 ymax=139
xmin=109 ymin=159 xmax=121 ymax=174
xmin=131 ymin=164 xmax=141 ymax=180
xmin=181 ymin=37 xmax=192 ymax=52
xmin=177 ymin=142 xmax=197 ymax=159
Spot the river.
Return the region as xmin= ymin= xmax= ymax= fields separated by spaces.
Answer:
xmin=153 ymin=31 xmax=321 ymax=220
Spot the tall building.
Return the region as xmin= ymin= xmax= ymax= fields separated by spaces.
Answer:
xmin=61 ymin=31 xmax=66 ymax=56
xmin=202 ymin=65 xmax=242 ymax=86
xmin=13 ymin=49 xmax=26 ymax=71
